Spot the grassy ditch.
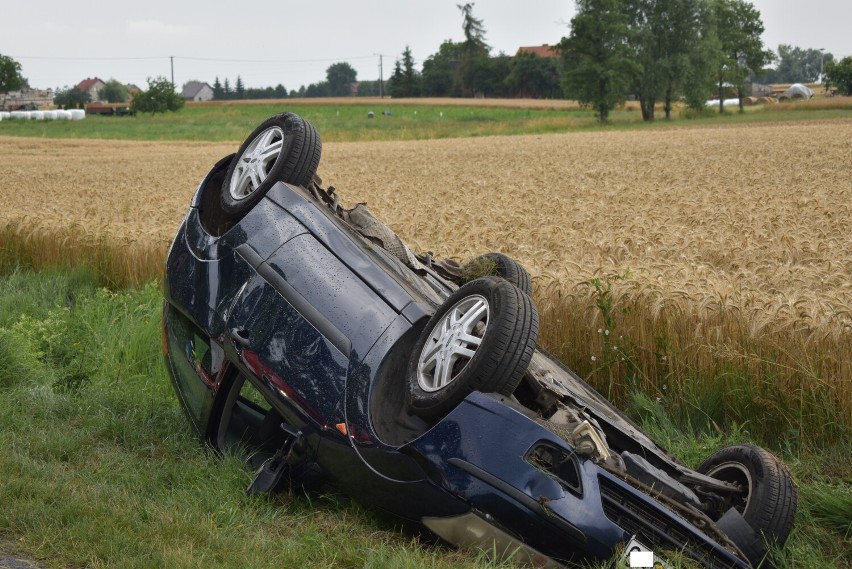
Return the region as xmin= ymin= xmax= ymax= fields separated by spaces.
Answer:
xmin=0 ymin=266 xmax=849 ymax=568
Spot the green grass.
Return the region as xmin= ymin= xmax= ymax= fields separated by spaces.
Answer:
xmin=0 ymin=266 xmax=849 ymax=568
xmin=1 ymin=99 xmax=850 ymax=142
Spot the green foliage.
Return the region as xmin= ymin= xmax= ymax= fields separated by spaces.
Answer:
xmin=458 ymin=2 xmax=489 ymax=55
xmin=559 ymin=0 xmax=639 ymax=123
xmin=131 ymin=76 xmax=184 ymax=115
xmin=713 ymin=0 xmax=773 ymax=110
xmin=624 ymin=0 xmax=715 ymax=120
xmin=761 ymin=45 xmax=834 ymax=84
xmin=325 ymin=62 xmax=357 ymax=96
xmin=53 ymin=85 xmax=90 ymax=109
xmin=455 ymin=3 xmax=492 ymax=96
xmin=823 ymin=56 xmax=852 ymax=96
xmin=505 ymin=52 xmax=561 ymax=99
xmin=98 ymin=78 xmax=130 ymax=103
xmin=0 ymin=53 xmax=25 ymax=92
xmin=0 ymin=266 xmax=540 ymax=569
xmin=0 ymin=266 xmax=849 ymax=567
xmin=390 ymin=46 xmax=420 ymax=98
xmin=421 ymin=40 xmax=464 ymax=96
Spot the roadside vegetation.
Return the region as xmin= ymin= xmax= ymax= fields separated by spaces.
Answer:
xmin=0 ymin=265 xmax=848 ymax=568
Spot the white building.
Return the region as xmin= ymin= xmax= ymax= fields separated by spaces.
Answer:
xmin=181 ymin=81 xmax=214 ymax=102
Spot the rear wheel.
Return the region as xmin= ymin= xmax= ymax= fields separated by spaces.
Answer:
xmin=406 ymin=276 xmax=538 ymax=421
xmin=463 ymin=253 xmax=532 ymax=296
xmin=221 ymin=113 xmax=321 ymax=217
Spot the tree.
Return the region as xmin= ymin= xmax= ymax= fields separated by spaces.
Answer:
xmin=505 ymin=52 xmax=560 ymax=98
xmin=212 ymin=77 xmax=223 ymax=99
xmin=400 ymin=46 xmax=420 ymax=97
xmin=235 ymin=75 xmax=245 ymax=99
xmin=713 ymin=0 xmax=773 ymax=112
xmin=761 ymin=45 xmax=834 ymax=83
xmin=823 ymin=57 xmax=852 ymax=96
xmin=326 ymin=62 xmax=357 ymax=96
xmin=0 ymin=53 xmax=25 ymax=93
xmin=355 ymin=80 xmax=381 ymax=96
xmin=305 ymin=81 xmax=331 ymax=97
xmin=681 ymin=2 xmax=723 ymax=111
xmin=456 ymin=3 xmax=490 ymax=96
xmin=98 ymin=78 xmax=130 ymax=103
xmin=274 ymin=84 xmax=287 ymax=98
xmin=624 ymin=0 xmax=710 ymax=120
xmin=53 ymin=85 xmax=89 ymax=109
xmin=558 ymin=0 xmax=638 ymax=123
xmin=223 ymin=77 xmax=232 ymax=99
xmin=131 ymin=76 xmax=184 ymax=114
xmin=421 ymin=40 xmax=463 ymax=96
xmin=390 ymin=46 xmax=421 ymax=98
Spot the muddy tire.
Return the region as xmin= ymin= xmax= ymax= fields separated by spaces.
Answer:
xmin=463 ymin=252 xmax=532 ymax=296
xmin=698 ymin=444 xmax=797 ymax=565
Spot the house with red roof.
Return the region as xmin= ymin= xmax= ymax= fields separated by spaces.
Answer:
xmin=516 ymin=45 xmax=559 ymax=59
xmin=76 ymin=78 xmax=106 ymax=102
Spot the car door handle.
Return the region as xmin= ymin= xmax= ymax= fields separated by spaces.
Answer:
xmin=229 ymin=327 xmax=251 ymax=347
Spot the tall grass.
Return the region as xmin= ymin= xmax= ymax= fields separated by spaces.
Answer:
xmin=0 ymin=267 xmax=848 ymax=568
xmin=0 ymin=220 xmax=167 ymax=288
xmin=535 ymin=276 xmax=851 ymax=450
xmin=2 ymin=218 xmax=848 ymax=450
xmin=0 ymin=267 xmax=517 ymax=569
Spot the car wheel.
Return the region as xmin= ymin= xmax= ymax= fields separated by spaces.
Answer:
xmin=698 ymin=444 xmax=797 ymax=557
xmin=221 ymin=112 xmax=321 ymax=216
xmin=406 ymin=276 xmax=539 ymax=421
xmin=463 ymin=252 xmax=532 ymax=296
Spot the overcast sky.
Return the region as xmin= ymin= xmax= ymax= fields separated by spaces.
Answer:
xmin=3 ymin=0 xmax=850 ymax=92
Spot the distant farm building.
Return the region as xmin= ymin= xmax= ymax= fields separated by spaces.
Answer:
xmin=181 ymin=81 xmax=214 ymax=102
xmin=1 ymin=87 xmax=55 ymax=111
xmin=516 ymin=44 xmax=559 ymax=58
xmin=77 ymin=78 xmax=107 ymax=102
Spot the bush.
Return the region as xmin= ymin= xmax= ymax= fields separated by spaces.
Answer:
xmin=131 ymin=76 xmax=184 ymax=114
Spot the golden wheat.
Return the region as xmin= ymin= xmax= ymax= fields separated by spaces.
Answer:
xmin=1 ymin=119 xmax=850 ymax=441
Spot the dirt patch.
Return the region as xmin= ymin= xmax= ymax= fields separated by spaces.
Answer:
xmin=0 ymin=540 xmax=45 ymax=569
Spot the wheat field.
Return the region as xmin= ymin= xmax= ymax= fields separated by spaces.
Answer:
xmin=1 ymin=119 xmax=850 ymax=444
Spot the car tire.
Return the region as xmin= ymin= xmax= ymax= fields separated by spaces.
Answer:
xmin=221 ymin=112 xmax=321 ymax=216
xmin=698 ymin=444 xmax=797 ymax=560
xmin=406 ymin=276 xmax=539 ymax=421
xmin=463 ymin=253 xmax=532 ymax=296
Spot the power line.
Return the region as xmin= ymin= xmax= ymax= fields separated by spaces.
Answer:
xmin=12 ymin=54 xmax=383 ymax=65
xmin=11 ymin=55 xmax=167 ymax=61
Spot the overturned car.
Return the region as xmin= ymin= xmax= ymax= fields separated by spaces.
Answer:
xmin=163 ymin=113 xmax=797 ymax=568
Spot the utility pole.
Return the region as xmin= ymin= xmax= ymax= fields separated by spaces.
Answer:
xmin=378 ymin=54 xmax=384 ymax=99
xmin=170 ymin=56 xmax=175 ymax=86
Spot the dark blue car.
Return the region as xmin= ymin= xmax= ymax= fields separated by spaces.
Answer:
xmin=163 ymin=113 xmax=796 ymax=568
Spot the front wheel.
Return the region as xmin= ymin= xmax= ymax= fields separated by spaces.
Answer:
xmin=406 ymin=276 xmax=539 ymax=421
xmin=698 ymin=444 xmax=797 ymax=565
